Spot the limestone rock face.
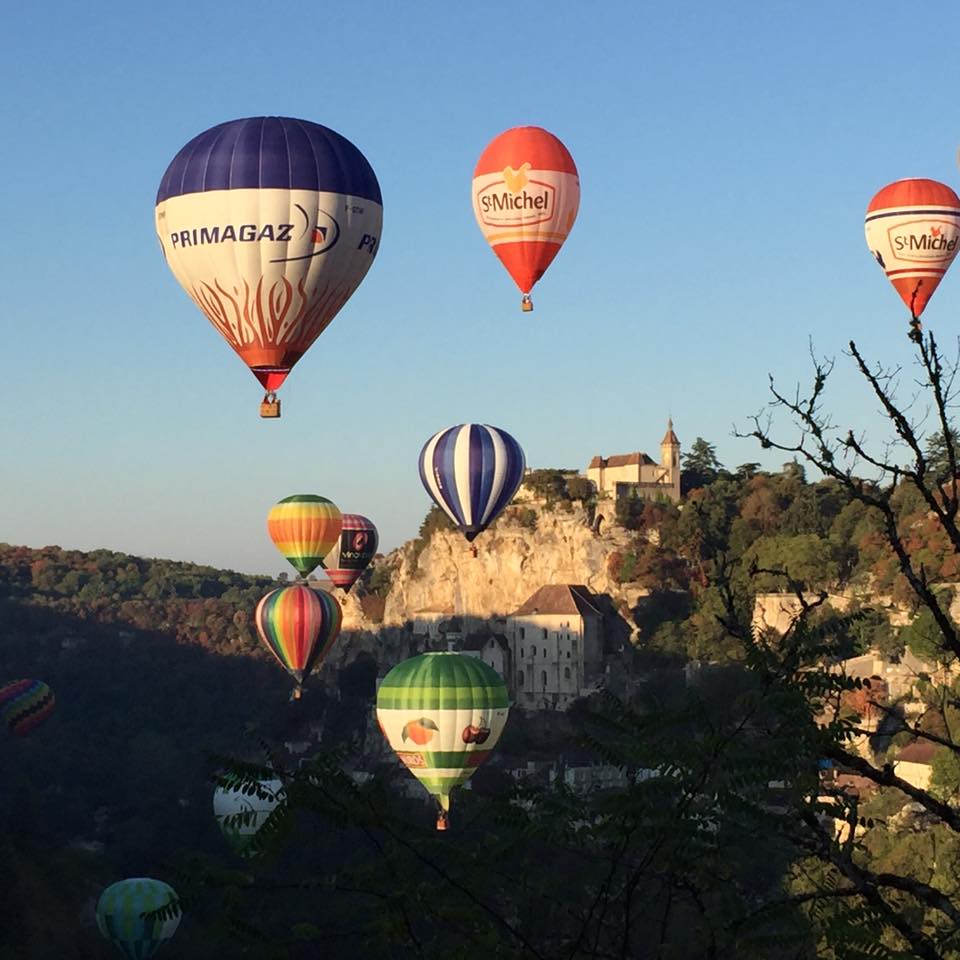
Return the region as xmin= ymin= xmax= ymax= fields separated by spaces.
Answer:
xmin=378 ymin=503 xmax=636 ymax=626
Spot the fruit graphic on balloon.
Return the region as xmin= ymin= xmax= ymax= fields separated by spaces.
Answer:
xmin=462 ymin=719 xmax=492 ymax=744
xmin=402 ymin=717 xmax=438 ymax=745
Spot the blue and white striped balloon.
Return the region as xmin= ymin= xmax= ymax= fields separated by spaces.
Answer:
xmin=418 ymin=424 xmax=526 ymax=542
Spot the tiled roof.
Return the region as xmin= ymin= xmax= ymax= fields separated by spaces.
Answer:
xmin=588 ymin=452 xmax=656 ymax=469
xmin=897 ymin=740 xmax=938 ymax=765
xmin=509 ymin=584 xmax=602 ymax=618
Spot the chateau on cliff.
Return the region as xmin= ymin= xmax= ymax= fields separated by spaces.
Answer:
xmin=586 ymin=419 xmax=681 ymax=502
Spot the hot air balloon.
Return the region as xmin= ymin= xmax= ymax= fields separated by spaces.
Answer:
xmin=418 ymin=423 xmax=526 ymax=542
xmin=324 ymin=514 xmax=379 ymax=592
xmin=376 ymin=652 xmax=509 ymax=829
xmin=865 ymin=178 xmax=960 ymax=328
xmin=255 ymin=584 xmax=342 ymax=698
xmin=96 ymin=877 xmax=180 ymax=960
xmin=472 ymin=126 xmax=579 ymax=311
xmin=268 ymin=494 xmax=343 ymax=578
xmin=156 ymin=117 xmax=383 ymax=417
xmin=213 ymin=775 xmax=285 ymax=857
xmin=0 ymin=679 xmax=55 ymax=736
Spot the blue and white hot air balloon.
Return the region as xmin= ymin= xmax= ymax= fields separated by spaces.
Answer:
xmin=418 ymin=424 xmax=526 ymax=542
xmin=155 ymin=116 xmax=383 ymax=417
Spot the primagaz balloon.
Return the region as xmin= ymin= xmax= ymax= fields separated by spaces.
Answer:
xmin=865 ymin=178 xmax=960 ymax=325
xmin=376 ymin=652 xmax=509 ymax=829
xmin=0 ymin=679 xmax=55 ymax=736
xmin=96 ymin=877 xmax=180 ymax=960
xmin=324 ymin=513 xmax=379 ymax=592
xmin=472 ymin=126 xmax=579 ymax=311
xmin=255 ymin=584 xmax=342 ymax=698
xmin=268 ymin=494 xmax=342 ymax=578
xmin=418 ymin=423 xmax=526 ymax=542
xmin=213 ymin=775 xmax=284 ymax=857
xmin=156 ymin=117 xmax=382 ymax=417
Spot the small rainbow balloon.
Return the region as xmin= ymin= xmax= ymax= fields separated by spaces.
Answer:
xmin=267 ymin=494 xmax=342 ymax=578
xmin=0 ymin=679 xmax=55 ymax=736
xmin=255 ymin=584 xmax=342 ymax=697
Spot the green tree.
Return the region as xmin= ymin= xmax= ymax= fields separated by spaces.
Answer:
xmin=925 ymin=425 xmax=960 ymax=482
xmin=681 ymin=436 xmax=723 ymax=492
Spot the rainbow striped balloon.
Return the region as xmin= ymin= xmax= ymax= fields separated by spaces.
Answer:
xmin=376 ymin=652 xmax=509 ymax=829
xmin=267 ymin=494 xmax=342 ymax=577
xmin=96 ymin=877 xmax=180 ymax=960
xmin=0 ymin=679 xmax=55 ymax=737
xmin=255 ymin=585 xmax=342 ymax=695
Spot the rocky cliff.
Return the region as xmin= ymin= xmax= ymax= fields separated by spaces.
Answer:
xmin=344 ymin=502 xmax=639 ymax=631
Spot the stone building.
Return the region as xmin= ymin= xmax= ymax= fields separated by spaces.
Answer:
xmin=586 ymin=419 xmax=681 ymax=503
xmin=506 ymin=584 xmax=604 ymax=709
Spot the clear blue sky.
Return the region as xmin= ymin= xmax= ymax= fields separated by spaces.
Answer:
xmin=3 ymin=1 xmax=959 ymax=575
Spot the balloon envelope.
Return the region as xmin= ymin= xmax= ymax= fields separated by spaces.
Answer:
xmin=865 ymin=178 xmax=960 ymax=318
xmin=418 ymin=423 xmax=526 ymax=542
xmin=376 ymin=652 xmax=509 ymax=824
xmin=268 ymin=494 xmax=343 ymax=577
xmin=96 ymin=877 xmax=180 ymax=960
xmin=0 ymin=679 xmax=55 ymax=736
xmin=213 ymin=775 xmax=284 ymax=857
xmin=255 ymin=585 xmax=342 ymax=691
xmin=324 ymin=513 xmax=379 ymax=592
xmin=156 ymin=116 xmax=382 ymax=396
xmin=472 ymin=126 xmax=579 ymax=303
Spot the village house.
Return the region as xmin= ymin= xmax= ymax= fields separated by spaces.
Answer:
xmin=894 ymin=740 xmax=938 ymax=791
xmin=411 ymin=607 xmax=454 ymax=642
xmin=586 ymin=419 xmax=681 ymax=503
xmin=460 ymin=632 xmax=511 ymax=680
xmin=506 ymin=584 xmax=604 ymax=709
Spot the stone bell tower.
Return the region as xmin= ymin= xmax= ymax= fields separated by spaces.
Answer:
xmin=660 ymin=418 xmax=681 ymax=501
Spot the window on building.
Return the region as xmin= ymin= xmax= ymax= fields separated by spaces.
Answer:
xmin=540 ymin=670 xmax=547 ymax=688
xmin=518 ymin=671 xmax=525 ymax=688
xmin=519 ymin=627 xmax=525 ymax=640
xmin=567 ymin=651 xmax=571 ymax=658
xmin=520 ymin=647 xmax=524 ymax=657
xmin=542 ymin=627 xmax=548 ymax=640
xmin=564 ymin=667 xmax=571 ymax=680
xmin=572 ymin=638 xmax=578 ymax=652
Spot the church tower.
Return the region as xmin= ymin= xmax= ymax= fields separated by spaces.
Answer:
xmin=660 ymin=418 xmax=681 ymax=500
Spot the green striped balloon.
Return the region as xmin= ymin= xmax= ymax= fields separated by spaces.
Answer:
xmin=96 ymin=878 xmax=180 ymax=960
xmin=376 ymin=652 xmax=509 ymax=828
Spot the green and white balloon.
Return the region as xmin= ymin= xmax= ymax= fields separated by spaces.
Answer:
xmin=376 ymin=652 xmax=509 ymax=828
xmin=213 ymin=775 xmax=284 ymax=857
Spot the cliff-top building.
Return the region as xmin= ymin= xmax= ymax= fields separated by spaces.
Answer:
xmin=586 ymin=419 xmax=680 ymax=502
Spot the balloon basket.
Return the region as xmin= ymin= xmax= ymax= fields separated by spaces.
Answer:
xmin=521 ymin=295 xmax=533 ymax=313
xmin=260 ymin=393 xmax=281 ymax=418
xmin=436 ymin=810 xmax=449 ymax=831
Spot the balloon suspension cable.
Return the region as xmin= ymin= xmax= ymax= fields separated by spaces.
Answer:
xmin=521 ymin=294 xmax=533 ymax=313
xmin=260 ymin=392 xmax=281 ymax=419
